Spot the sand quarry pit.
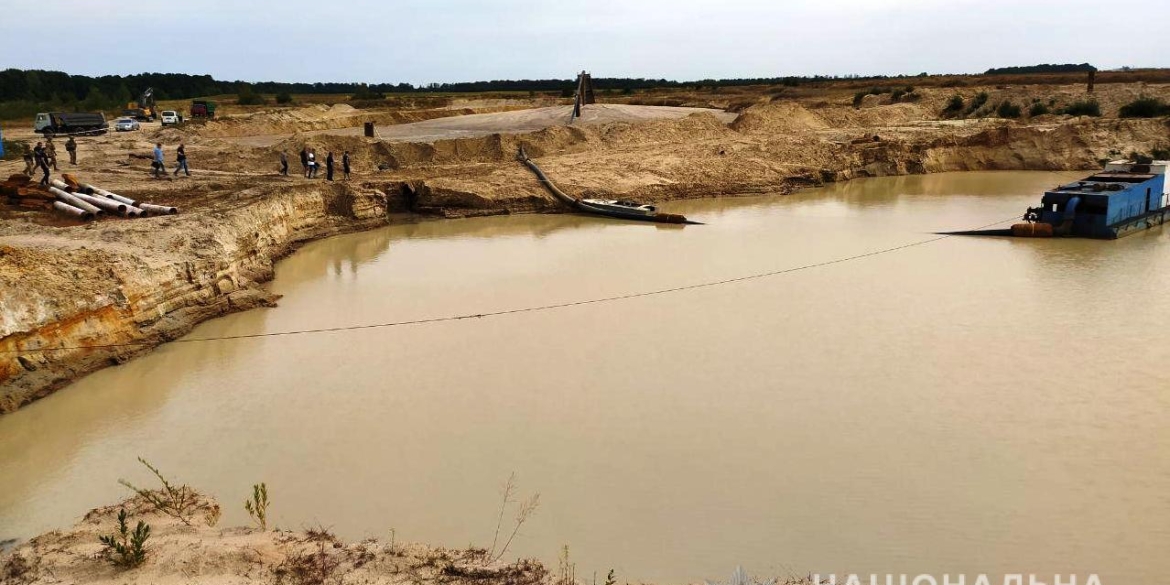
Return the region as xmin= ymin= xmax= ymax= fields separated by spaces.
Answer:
xmin=304 ymin=103 xmax=739 ymax=143
xmin=5 ymin=81 xmax=1170 ymax=417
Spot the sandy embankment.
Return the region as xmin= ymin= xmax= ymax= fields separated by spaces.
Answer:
xmin=1 ymin=493 xmax=547 ymax=585
xmin=2 ymin=84 xmax=1170 ymax=413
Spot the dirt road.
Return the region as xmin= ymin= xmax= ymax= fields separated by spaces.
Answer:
xmin=227 ymin=103 xmax=739 ymax=147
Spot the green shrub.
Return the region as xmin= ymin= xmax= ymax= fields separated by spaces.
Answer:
xmin=119 ymin=458 xmax=201 ymax=525
xmin=942 ymin=95 xmax=965 ymax=116
xmin=1129 ymin=151 xmax=1154 ymax=164
xmin=236 ymin=84 xmax=266 ymax=106
xmin=964 ymin=92 xmax=989 ymax=115
xmin=852 ymin=91 xmax=868 ymax=107
xmin=1061 ymin=99 xmax=1101 ymax=117
xmin=1 ymin=138 xmax=29 ymax=160
xmin=893 ymin=85 xmax=920 ymax=102
xmin=996 ymin=100 xmax=1022 ymax=118
xmin=1119 ymin=97 xmax=1170 ymax=118
xmin=99 ymin=508 xmax=150 ymax=569
xmin=1029 ymin=102 xmax=1050 ymax=117
xmin=275 ymin=92 xmax=293 ymax=105
xmin=1152 ymin=145 xmax=1170 ymax=160
xmin=349 ymin=84 xmax=384 ymax=101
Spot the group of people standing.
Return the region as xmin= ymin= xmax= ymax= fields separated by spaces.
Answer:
xmin=22 ymin=135 xmax=356 ymax=186
xmin=151 ymin=142 xmax=190 ymax=179
xmin=22 ymin=137 xmax=77 ymax=185
xmin=282 ymin=147 xmax=350 ymax=181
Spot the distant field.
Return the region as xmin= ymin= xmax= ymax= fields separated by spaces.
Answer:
xmin=0 ymin=91 xmax=567 ymax=125
xmin=4 ymin=69 xmax=1168 ymax=127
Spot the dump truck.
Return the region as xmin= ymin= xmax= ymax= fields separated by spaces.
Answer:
xmin=33 ymin=112 xmax=109 ymax=137
xmin=190 ymin=100 xmax=217 ymax=118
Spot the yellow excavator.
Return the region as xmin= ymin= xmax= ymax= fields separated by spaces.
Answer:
xmin=124 ymin=88 xmax=157 ymax=121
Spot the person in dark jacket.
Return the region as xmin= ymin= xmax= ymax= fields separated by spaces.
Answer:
xmin=33 ymin=142 xmax=50 ymax=186
xmin=325 ymin=151 xmax=335 ymax=181
xmin=300 ymin=147 xmax=309 ymax=177
xmin=65 ymin=137 xmax=77 ymax=164
xmin=342 ymin=151 xmax=351 ymax=180
xmin=279 ymin=151 xmax=289 ymax=176
xmin=173 ymin=142 xmax=190 ymax=176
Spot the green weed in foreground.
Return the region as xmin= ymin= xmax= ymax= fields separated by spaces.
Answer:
xmin=98 ymin=508 xmax=150 ymax=569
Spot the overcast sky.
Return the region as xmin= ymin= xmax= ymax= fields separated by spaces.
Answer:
xmin=3 ymin=0 xmax=1164 ymax=84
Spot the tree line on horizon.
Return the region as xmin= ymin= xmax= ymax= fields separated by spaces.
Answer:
xmin=0 ymin=64 xmax=1101 ymax=119
xmin=0 ymin=68 xmax=902 ymax=102
xmin=983 ymin=63 xmax=1096 ymax=75
xmin=0 ymin=68 xmax=894 ymax=119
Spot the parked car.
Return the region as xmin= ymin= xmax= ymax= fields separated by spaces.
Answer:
xmin=114 ymin=117 xmax=140 ymax=132
xmin=160 ymin=110 xmax=181 ymax=125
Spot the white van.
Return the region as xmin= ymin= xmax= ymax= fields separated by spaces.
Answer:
xmin=160 ymin=110 xmax=181 ymax=125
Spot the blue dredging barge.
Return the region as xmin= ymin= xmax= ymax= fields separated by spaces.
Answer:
xmin=954 ymin=160 xmax=1170 ymax=239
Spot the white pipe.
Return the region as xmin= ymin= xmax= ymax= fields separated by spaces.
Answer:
xmin=100 ymin=189 xmax=138 ymax=207
xmin=139 ymin=203 xmax=178 ymax=215
xmin=49 ymin=187 xmax=102 ymax=216
xmin=79 ymin=183 xmax=138 ymax=206
xmin=71 ymin=192 xmax=129 ymax=216
xmin=52 ymin=201 xmax=94 ymax=220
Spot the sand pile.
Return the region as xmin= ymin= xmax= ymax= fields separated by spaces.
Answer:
xmin=193 ymin=103 xmax=369 ymax=138
xmin=731 ymin=101 xmax=829 ymax=133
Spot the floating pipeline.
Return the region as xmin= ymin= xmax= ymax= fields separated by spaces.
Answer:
xmin=516 ymin=146 xmax=702 ymax=225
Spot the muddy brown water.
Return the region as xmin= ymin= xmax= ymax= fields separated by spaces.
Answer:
xmin=2 ymin=172 xmax=1169 ymax=583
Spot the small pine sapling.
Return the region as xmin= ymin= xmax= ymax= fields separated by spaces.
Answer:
xmin=244 ymin=482 xmax=270 ymax=530
xmin=99 ymin=508 xmax=150 ymax=569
